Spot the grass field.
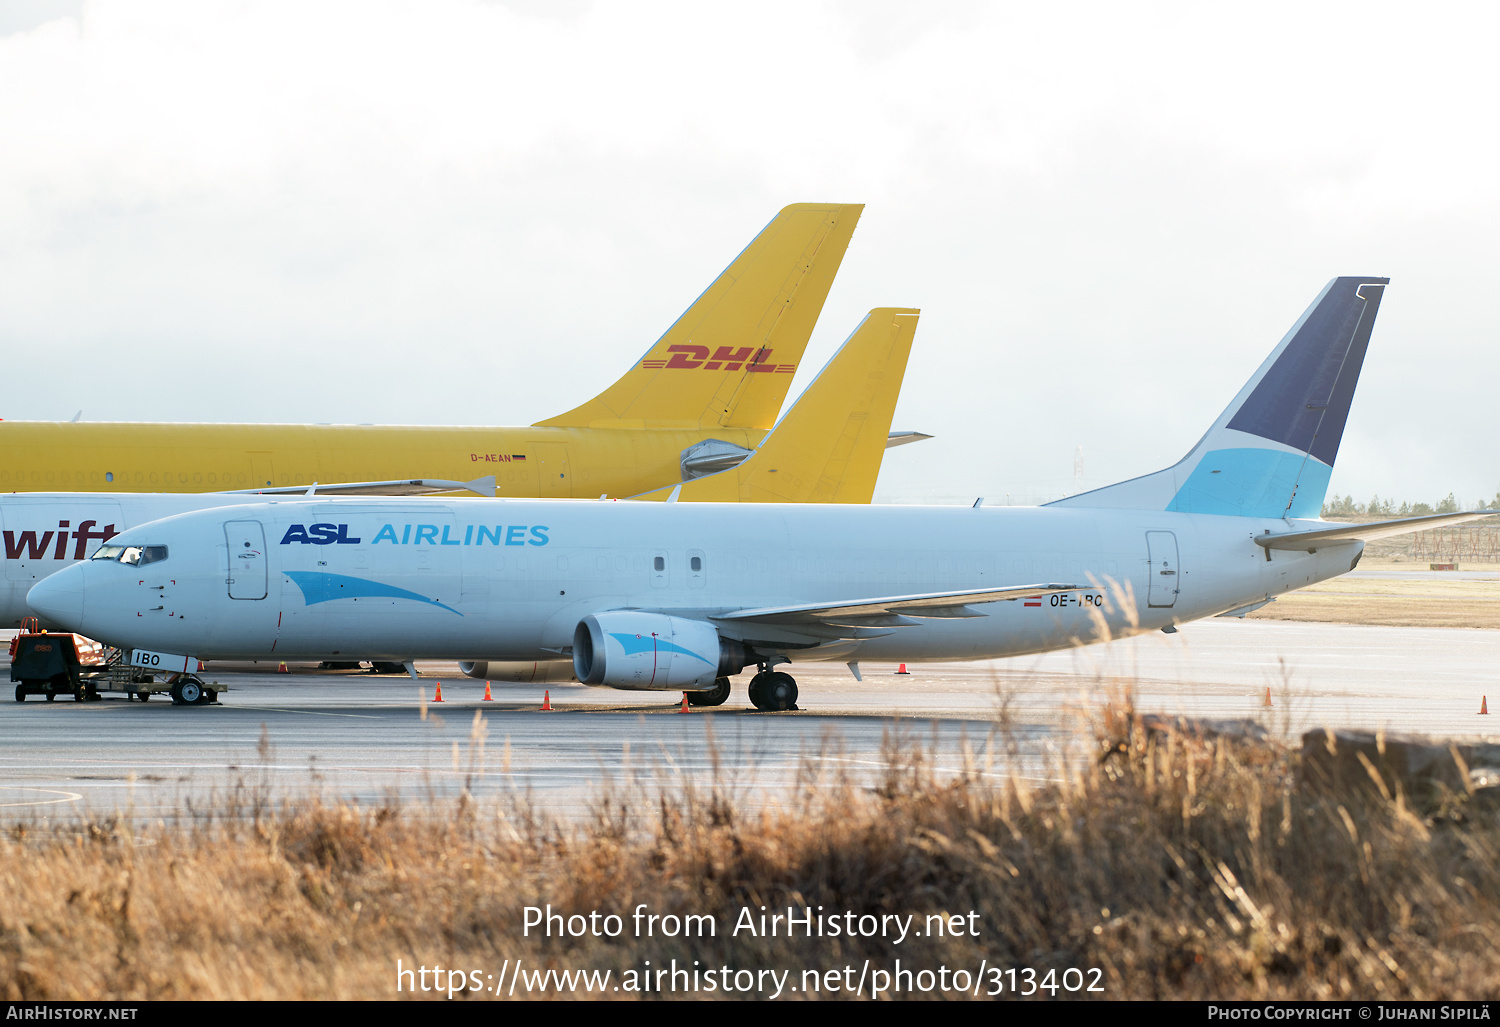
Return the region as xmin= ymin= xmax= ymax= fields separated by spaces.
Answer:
xmin=2 ymin=712 xmax=1496 ymax=1001
xmin=1247 ymin=568 xmax=1500 ymax=630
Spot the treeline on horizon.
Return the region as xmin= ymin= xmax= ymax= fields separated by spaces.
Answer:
xmin=1321 ymin=491 xmax=1500 ymax=518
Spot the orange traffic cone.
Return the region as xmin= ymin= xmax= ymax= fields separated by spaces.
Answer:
xmin=680 ymin=692 xmax=690 ymax=712
xmin=277 ymin=662 xmax=288 ymax=674
xmin=1482 ymin=696 xmax=1489 ymax=715
xmin=483 ymin=681 xmax=493 ymax=701
xmin=433 ymin=681 xmax=444 ymax=702
xmin=896 ymin=663 xmax=910 ymax=675
xmin=541 ymin=689 xmax=553 ymax=711
xmin=1263 ymin=687 xmax=1273 ymax=708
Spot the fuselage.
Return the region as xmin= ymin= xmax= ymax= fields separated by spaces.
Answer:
xmin=0 ymin=422 xmax=764 ymax=498
xmin=26 ymin=499 xmax=1363 ymax=666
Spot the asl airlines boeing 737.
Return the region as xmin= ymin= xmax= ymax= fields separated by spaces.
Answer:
xmin=0 ymin=203 xmax=874 ymax=499
xmin=27 ymin=278 xmax=1492 ymax=709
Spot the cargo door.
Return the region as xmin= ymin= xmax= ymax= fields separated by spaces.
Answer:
xmin=1145 ymin=531 xmax=1179 ymax=608
xmin=226 ymin=520 xmax=268 ymax=600
xmin=533 ymin=443 xmax=571 ymax=498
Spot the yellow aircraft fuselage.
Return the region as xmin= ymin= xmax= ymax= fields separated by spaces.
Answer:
xmin=0 ymin=421 xmax=765 ymax=497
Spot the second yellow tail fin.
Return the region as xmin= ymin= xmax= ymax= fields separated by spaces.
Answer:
xmin=632 ymin=308 xmax=919 ymax=504
xmin=535 ymin=203 xmax=861 ymax=431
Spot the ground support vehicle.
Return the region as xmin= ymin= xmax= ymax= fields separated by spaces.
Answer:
xmin=10 ymin=622 xmax=220 ymax=705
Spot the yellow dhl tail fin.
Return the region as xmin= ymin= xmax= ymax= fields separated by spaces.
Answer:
xmin=534 ymin=203 xmax=862 ymax=431
xmin=631 ymin=308 xmax=919 ymax=504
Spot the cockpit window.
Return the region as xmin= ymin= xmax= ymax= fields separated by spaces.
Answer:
xmin=90 ymin=545 xmax=125 ymax=561
xmin=107 ymin=545 xmax=168 ymax=566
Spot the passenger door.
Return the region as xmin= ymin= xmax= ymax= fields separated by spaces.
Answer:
xmin=1145 ymin=531 xmax=1179 ymax=608
xmin=225 ymin=520 xmax=268 ymax=600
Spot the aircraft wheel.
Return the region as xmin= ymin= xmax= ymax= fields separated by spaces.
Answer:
xmin=746 ymin=672 xmax=769 ymax=709
xmin=44 ymin=691 xmax=55 ymax=702
xmin=761 ymin=672 xmax=799 ymax=712
xmin=689 ymin=677 xmax=731 ymax=707
xmin=15 ymin=685 xmax=25 ymax=702
xmin=371 ymin=662 xmax=406 ymax=675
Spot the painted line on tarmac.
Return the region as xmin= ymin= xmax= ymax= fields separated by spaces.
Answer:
xmin=0 ymin=787 xmax=83 ymax=808
xmin=221 ymin=705 xmax=385 ymax=719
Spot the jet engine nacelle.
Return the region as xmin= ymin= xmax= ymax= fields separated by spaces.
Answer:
xmin=459 ymin=660 xmax=578 ymax=683
xmin=573 ymin=612 xmax=746 ymax=691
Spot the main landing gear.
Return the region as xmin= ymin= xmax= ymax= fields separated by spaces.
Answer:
xmin=746 ymin=668 xmax=798 ymax=712
xmin=687 ymin=677 xmax=732 ymax=707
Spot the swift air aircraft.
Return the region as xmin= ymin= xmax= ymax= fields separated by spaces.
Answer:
xmin=0 ymin=203 xmax=897 ymax=499
xmin=30 ymin=277 xmax=1492 ymax=710
xmin=0 ymin=308 xmax=920 ymax=631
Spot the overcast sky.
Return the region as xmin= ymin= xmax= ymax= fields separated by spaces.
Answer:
xmin=2 ymin=1 xmax=1495 ymax=507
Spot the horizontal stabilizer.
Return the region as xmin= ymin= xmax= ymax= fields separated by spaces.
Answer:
xmin=885 ymin=431 xmax=932 ymax=449
xmin=1256 ymin=510 xmax=1496 ymax=551
xmin=1216 ymin=598 xmax=1276 ymax=618
xmin=713 ymin=583 xmax=1091 ymax=628
xmin=220 ymin=476 xmax=497 ymax=498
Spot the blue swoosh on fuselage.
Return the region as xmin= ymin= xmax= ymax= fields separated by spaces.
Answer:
xmin=283 ymin=571 xmax=462 ymax=616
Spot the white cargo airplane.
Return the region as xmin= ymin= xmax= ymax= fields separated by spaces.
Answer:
xmin=26 ymin=278 xmax=1491 ymax=709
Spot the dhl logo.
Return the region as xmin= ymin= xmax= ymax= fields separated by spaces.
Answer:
xmin=4 ymin=520 xmax=118 ymax=562
xmin=641 ymin=345 xmax=795 ymax=373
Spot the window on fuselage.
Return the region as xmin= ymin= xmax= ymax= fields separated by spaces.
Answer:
xmin=115 ymin=545 xmax=168 ymax=566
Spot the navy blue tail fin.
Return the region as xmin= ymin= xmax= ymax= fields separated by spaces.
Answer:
xmin=1050 ymin=277 xmax=1388 ymax=518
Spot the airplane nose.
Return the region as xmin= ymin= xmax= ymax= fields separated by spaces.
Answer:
xmin=27 ymin=566 xmax=86 ymax=631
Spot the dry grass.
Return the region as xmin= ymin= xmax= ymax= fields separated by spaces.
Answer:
xmin=2 ymin=712 xmax=1498 ymax=1001
xmin=1247 ymin=576 xmax=1500 ymax=629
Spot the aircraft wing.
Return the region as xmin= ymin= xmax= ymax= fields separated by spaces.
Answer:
xmin=218 ymin=475 xmax=497 ymax=498
xmin=712 ymin=583 xmax=1091 ymax=628
xmin=1255 ymin=510 xmax=1495 ymax=551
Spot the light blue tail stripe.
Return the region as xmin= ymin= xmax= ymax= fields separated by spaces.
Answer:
xmin=1166 ymin=449 xmax=1331 ymax=519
